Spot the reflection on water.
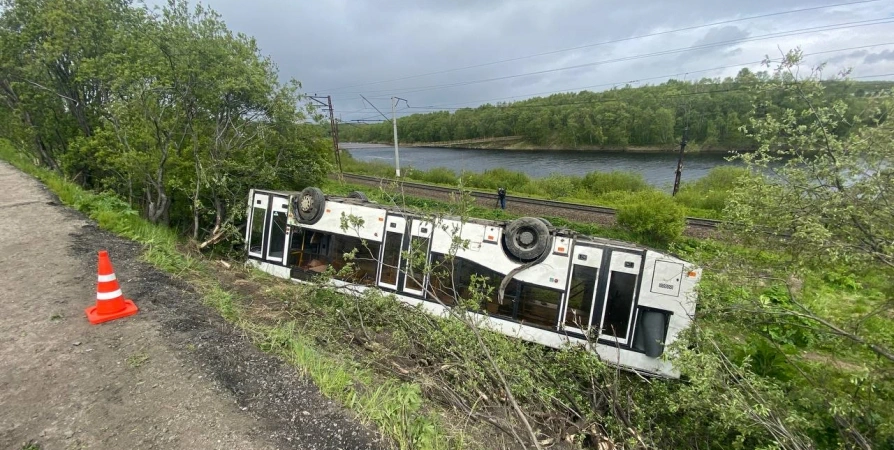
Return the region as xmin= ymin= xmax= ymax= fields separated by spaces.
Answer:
xmin=342 ymin=143 xmax=741 ymax=189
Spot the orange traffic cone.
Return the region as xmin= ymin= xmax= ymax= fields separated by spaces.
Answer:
xmin=85 ymin=250 xmax=139 ymax=324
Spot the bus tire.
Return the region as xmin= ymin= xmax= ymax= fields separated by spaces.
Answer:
xmin=503 ymin=217 xmax=550 ymax=262
xmin=348 ymin=190 xmax=369 ymax=202
xmin=295 ymin=187 xmax=326 ymax=224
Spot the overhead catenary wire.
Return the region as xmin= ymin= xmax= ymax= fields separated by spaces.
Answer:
xmin=342 ymin=72 xmax=894 ymax=121
xmin=344 ymin=18 xmax=894 ymax=97
xmin=319 ymin=0 xmax=882 ymax=93
xmin=391 ymin=42 xmax=894 ymax=111
xmin=368 ymin=42 xmax=894 ymax=115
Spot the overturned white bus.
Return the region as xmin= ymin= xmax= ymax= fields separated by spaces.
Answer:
xmin=245 ymin=186 xmax=701 ymax=378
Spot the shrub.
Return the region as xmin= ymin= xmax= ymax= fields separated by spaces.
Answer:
xmin=538 ymin=173 xmax=578 ymax=198
xmin=616 ymin=191 xmax=686 ymax=243
xmin=675 ymin=166 xmax=748 ymax=213
xmin=580 ymin=170 xmax=649 ymax=195
xmin=462 ymin=167 xmax=530 ymax=191
xmin=412 ymin=167 xmax=458 ymax=185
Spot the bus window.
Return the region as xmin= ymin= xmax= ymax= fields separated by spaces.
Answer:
xmin=249 ymin=206 xmax=266 ymax=255
xmin=489 ymin=279 xmax=518 ymax=320
xmin=379 ymin=231 xmax=403 ymax=286
xmin=516 ymin=282 xmax=562 ymax=329
xmin=602 ymin=271 xmax=637 ymax=339
xmin=564 ymin=264 xmax=599 ymax=330
xmin=428 ymin=253 xmax=501 ymax=310
xmin=289 ymin=229 xmax=330 ymax=273
xmin=404 ymin=236 xmax=430 ymax=293
xmin=267 ymin=210 xmax=288 ymax=261
xmin=331 ymin=235 xmax=380 ymax=286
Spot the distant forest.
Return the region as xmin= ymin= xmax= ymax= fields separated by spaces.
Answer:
xmin=338 ymin=70 xmax=894 ymax=150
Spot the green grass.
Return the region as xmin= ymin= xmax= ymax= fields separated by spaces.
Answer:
xmin=340 ymin=151 xmax=743 ymax=219
xmin=126 ymin=351 xmax=150 ymax=368
xmin=8 ymin=139 xmax=893 ymax=448
xmin=0 ymin=139 xmax=458 ymax=450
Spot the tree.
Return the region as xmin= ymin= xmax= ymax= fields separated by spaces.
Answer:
xmin=727 ymin=49 xmax=894 ymax=270
xmin=0 ymin=0 xmax=330 ymax=247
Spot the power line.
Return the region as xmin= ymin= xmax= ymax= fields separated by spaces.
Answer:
xmin=342 ymin=73 xmax=894 ymax=120
xmin=320 ymin=0 xmax=881 ymax=92
xmin=347 ymin=18 xmax=894 ymax=97
xmin=399 ymin=42 xmax=894 ymax=110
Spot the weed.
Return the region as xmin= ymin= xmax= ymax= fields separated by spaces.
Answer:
xmin=21 ymin=440 xmax=41 ymax=450
xmin=49 ymin=313 xmax=63 ymax=321
xmin=126 ymin=352 xmax=150 ymax=369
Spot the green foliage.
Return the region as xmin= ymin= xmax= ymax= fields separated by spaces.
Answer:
xmin=0 ymin=0 xmax=329 ymax=247
xmin=341 ymin=151 xmax=741 ymax=217
xmin=4 ymin=140 xmax=458 ymax=450
xmin=727 ymin=49 xmax=894 ymax=269
xmin=580 ymin=170 xmax=649 ymax=195
xmin=461 ymin=167 xmax=531 ymax=190
xmin=408 ymin=166 xmax=458 ymax=185
xmin=675 ymin=166 xmax=748 ymax=213
xmin=616 ymin=190 xmax=686 ymax=243
xmin=339 ymin=72 xmax=891 ymax=150
xmin=16 ymin=138 xmax=894 ymax=449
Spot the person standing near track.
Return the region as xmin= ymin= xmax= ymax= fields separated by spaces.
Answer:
xmin=497 ymin=186 xmax=506 ymax=210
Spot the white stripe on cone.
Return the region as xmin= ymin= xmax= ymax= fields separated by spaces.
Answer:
xmin=96 ymin=289 xmax=123 ymax=301
xmin=97 ymin=274 xmax=117 ymax=282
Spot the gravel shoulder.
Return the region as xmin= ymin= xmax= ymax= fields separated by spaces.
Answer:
xmin=0 ymin=161 xmax=383 ymax=450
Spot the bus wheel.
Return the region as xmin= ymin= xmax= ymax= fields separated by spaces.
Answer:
xmin=348 ymin=191 xmax=369 ymax=202
xmin=296 ymin=187 xmax=326 ymax=224
xmin=503 ymin=217 xmax=550 ymax=262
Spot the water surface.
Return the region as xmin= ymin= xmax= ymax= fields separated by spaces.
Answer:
xmin=343 ymin=143 xmax=740 ymax=189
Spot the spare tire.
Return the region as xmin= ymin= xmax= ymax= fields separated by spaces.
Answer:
xmin=348 ymin=190 xmax=369 ymax=202
xmin=294 ymin=187 xmax=326 ymax=224
xmin=503 ymin=217 xmax=550 ymax=262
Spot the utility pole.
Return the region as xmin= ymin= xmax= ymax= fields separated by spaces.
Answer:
xmin=391 ymin=97 xmax=403 ymax=177
xmin=309 ymin=95 xmax=342 ymax=175
xmin=327 ymin=96 xmax=342 ymax=175
xmin=359 ymin=94 xmax=405 ymax=177
xmin=672 ymin=126 xmax=688 ymax=196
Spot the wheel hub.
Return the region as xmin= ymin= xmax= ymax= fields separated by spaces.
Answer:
xmin=300 ymin=194 xmax=314 ymax=212
xmin=517 ymin=229 xmax=535 ymax=247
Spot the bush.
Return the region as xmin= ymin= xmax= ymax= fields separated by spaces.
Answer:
xmin=462 ymin=167 xmax=530 ymax=191
xmin=616 ymin=191 xmax=686 ymax=243
xmin=411 ymin=167 xmax=458 ymax=185
xmin=675 ymin=166 xmax=747 ymax=214
xmin=581 ymin=170 xmax=649 ymax=195
xmin=537 ymin=173 xmax=578 ymax=198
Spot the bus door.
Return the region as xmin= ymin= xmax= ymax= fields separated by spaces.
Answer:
xmin=265 ymin=196 xmax=290 ymax=265
xmin=594 ymin=249 xmax=643 ymax=344
xmin=562 ymin=245 xmax=603 ymax=334
xmin=401 ymin=219 xmax=433 ymax=297
xmin=247 ymin=192 xmax=269 ymax=259
xmin=377 ymin=215 xmax=407 ymax=290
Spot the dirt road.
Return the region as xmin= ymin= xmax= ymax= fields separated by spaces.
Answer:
xmin=0 ymin=162 xmax=383 ymax=449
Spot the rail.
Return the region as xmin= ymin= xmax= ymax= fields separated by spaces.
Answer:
xmin=335 ymin=173 xmax=722 ymax=231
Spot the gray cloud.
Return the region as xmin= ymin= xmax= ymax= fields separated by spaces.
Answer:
xmin=152 ymin=0 xmax=894 ymax=119
xmin=865 ymin=49 xmax=894 ymax=64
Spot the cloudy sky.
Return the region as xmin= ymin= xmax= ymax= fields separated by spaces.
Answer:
xmin=166 ymin=0 xmax=894 ymax=121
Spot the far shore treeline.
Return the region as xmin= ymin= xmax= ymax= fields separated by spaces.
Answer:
xmin=339 ymin=75 xmax=894 ymax=151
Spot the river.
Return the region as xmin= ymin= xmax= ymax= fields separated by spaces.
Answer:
xmin=342 ymin=143 xmax=741 ymax=189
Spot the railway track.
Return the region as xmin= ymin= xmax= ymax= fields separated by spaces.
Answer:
xmin=335 ymin=173 xmax=721 ymax=234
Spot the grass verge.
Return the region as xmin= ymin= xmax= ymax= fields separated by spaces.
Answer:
xmin=0 ymin=141 xmax=459 ymax=450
